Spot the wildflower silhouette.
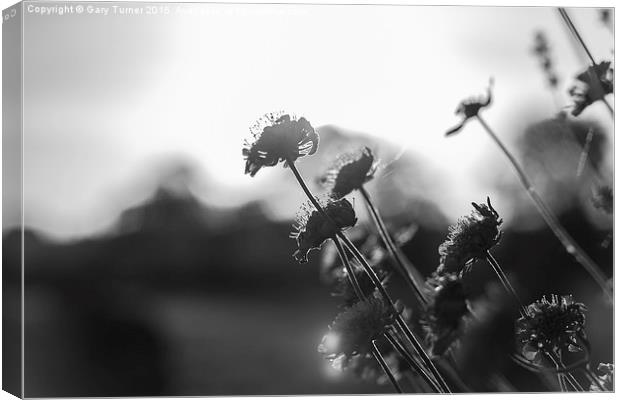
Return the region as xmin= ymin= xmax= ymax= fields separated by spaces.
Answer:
xmin=568 ymin=61 xmax=614 ymax=116
xmin=446 ymin=82 xmax=612 ymax=302
xmin=421 ymin=272 xmax=469 ymax=356
xmin=243 ymin=112 xmax=319 ymax=177
xmin=318 ymin=296 xmax=398 ymax=366
xmin=320 ymin=146 xmax=377 ymax=198
xmin=291 ymin=197 xmax=357 ymax=263
xmin=438 ymin=197 xmax=502 ymax=274
xmin=446 ymin=79 xmax=493 ymax=136
xmin=516 ymin=295 xmax=587 ymax=364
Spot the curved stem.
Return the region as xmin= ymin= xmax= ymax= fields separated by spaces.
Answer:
xmin=485 ymin=251 xmax=527 ymax=316
xmin=371 ymin=341 xmax=403 ymax=393
xmin=582 ymin=365 xmax=605 ymax=391
xmin=338 ymin=234 xmax=451 ymax=393
xmin=476 ymin=116 xmax=612 ymax=302
xmin=333 ymin=236 xmax=365 ymax=301
xmin=287 ymin=160 xmax=450 ymax=393
xmin=384 ymin=331 xmax=442 ymax=393
xmin=359 ymin=186 xmax=427 ymax=305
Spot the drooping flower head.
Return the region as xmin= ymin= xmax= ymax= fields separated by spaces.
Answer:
xmin=421 ymin=272 xmax=470 ymax=356
xmin=331 ymin=262 xmax=390 ymax=307
xmin=437 ymin=197 xmax=502 ymax=274
xmin=568 ymin=61 xmax=614 ymax=116
xmin=446 ymin=79 xmax=494 ymax=136
xmin=320 ymin=147 xmax=378 ymax=198
xmin=243 ymin=111 xmax=319 ymax=177
xmin=317 ymin=296 xmax=398 ymax=367
xmin=516 ymin=294 xmax=587 ymax=364
xmin=590 ymin=363 xmax=614 ymax=391
xmin=591 ymin=184 xmax=613 ymax=215
xmin=292 ymin=197 xmax=357 ymax=263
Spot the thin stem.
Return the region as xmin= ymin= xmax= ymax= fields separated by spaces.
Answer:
xmin=476 ymin=115 xmax=612 ymax=302
xmin=582 ymin=365 xmax=605 ymax=391
xmin=384 ymin=331 xmax=442 ymax=393
xmin=371 ymin=341 xmax=403 ymax=393
xmin=359 ymin=186 xmax=427 ymax=305
xmin=485 ymin=251 xmax=527 ymax=316
xmin=286 ymin=160 xmax=450 ymax=393
xmin=338 ymin=235 xmax=451 ymax=394
xmin=557 ymin=8 xmax=614 ymax=118
xmin=333 ymin=236 xmax=365 ymax=301
xmin=557 ymin=8 xmax=596 ymax=65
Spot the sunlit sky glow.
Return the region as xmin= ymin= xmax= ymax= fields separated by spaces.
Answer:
xmin=9 ymin=3 xmax=615 ymax=239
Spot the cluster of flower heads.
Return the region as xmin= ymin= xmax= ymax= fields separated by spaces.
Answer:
xmin=242 ymin=112 xmax=319 ymax=177
xmin=291 ymin=197 xmax=357 ymax=263
xmin=568 ymin=61 xmax=614 ymax=116
xmin=515 ymin=294 xmax=587 ymax=364
xmin=591 ymin=184 xmax=613 ymax=215
xmin=532 ymin=31 xmax=559 ymax=88
xmin=437 ymin=197 xmax=503 ymax=274
xmin=590 ymin=363 xmax=614 ymax=391
xmin=320 ymin=146 xmax=378 ymax=198
xmin=421 ymin=272 xmax=470 ymax=356
xmin=446 ymin=79 xmax=493 ymax=136
xmin=317 ymin=296 xmax=399 ymax=368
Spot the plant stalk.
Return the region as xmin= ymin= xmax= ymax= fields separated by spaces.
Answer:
xmin=476 ymin=115 xmax=612 ymax=302
xmin=359 ymin=185 xmax=427 ymax=305
xmin=485 ymin=251 xmax=527 ymax=316
xmin=372 ymin=341 xmax=403 ymax=393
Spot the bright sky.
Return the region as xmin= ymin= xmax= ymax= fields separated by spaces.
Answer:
xmin=10 ymin=3 xmax=614 ymax=239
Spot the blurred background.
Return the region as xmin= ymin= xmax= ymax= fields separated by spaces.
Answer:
xmin=2 ymin=3 xmax=614 ymax=396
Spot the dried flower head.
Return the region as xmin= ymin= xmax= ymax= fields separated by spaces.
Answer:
xmin=516 ymin=294 xmax=587 ymax=363
xmin=292 ymin=197 xmax=357 ymax=263
xmin=532 ymin=31 xmax=559 ymax=88
xmin=590 ymin=363 xmax=614 ymax=391
xmin=568 ymin=62 xmax=614 ymax=116
xmin=421 ymin=272 xmax=470 ymax=356
xmin=320 ymin=147 xmax=378 ymax=198
xmin=591 ymin=184 xmax=613 ymax=214
xmin=317 ymin=296 xmax=398 ymax=366
xmin=446 ymin=79 xmax=494 ymax=136
xmin=243 ymin=112 xmax=319 ymax=177
xmin=331 ymin=263 xmax=390 ymax=307
xmin=437 ymin=197 xmax=502 ymax=274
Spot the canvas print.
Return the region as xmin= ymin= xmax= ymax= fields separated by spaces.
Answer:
xmin=1 ymin=2 xmax=615 ymax=397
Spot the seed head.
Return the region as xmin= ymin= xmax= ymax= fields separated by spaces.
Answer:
xmin=320 ymin=147 xmax=378 ymax=198
xmin=437 ymin=197 xmax=502 ymax=274
xmin=568 ymin=62 xmax=614 ymax=116
xmin=243 ymin=112 xmax=319 ymax=177
xmin=591 ymin=184 xmax=613 ymax=214
xmin=317 ymin=296 xmax=397 ymax=366
xmin=590 ymin=363 xmax=614 ymax=391
xmin=516 ymin=294 xmax=587 ymax=364
xmin=421 ymin=272 xmax=470 ymax=356
xmin=446 ymin=79 xmax=493 ymax=136
xmin=292 ymin=197 xmax=357 ymax=263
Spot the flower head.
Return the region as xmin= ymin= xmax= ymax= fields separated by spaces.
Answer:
xmin=421 ymin=272 xmax=470 ymax=356
xmin=591 ymin=184 xmax=613 ymax=214
xmin=590 ymin=363 xmax=614 ymax=391
xmin=516 ymin=294 xmax=587 ymax=364
xmin=320 ymin=147 xmax=378 ymax=198
xmin=318 ymin=296 xmax=397 ymax=366
xmin=568 ymin=62 xmax=614 ymax=116
xmin=437 ymin=197 xmax=502 ymax=274
xmin=292 ymin=197 xmax=357 ymax=263
xmin=446 ymin=79 xmax=494 ymax=136
xmin=243 ymin=112 xmax=319 ymax=177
